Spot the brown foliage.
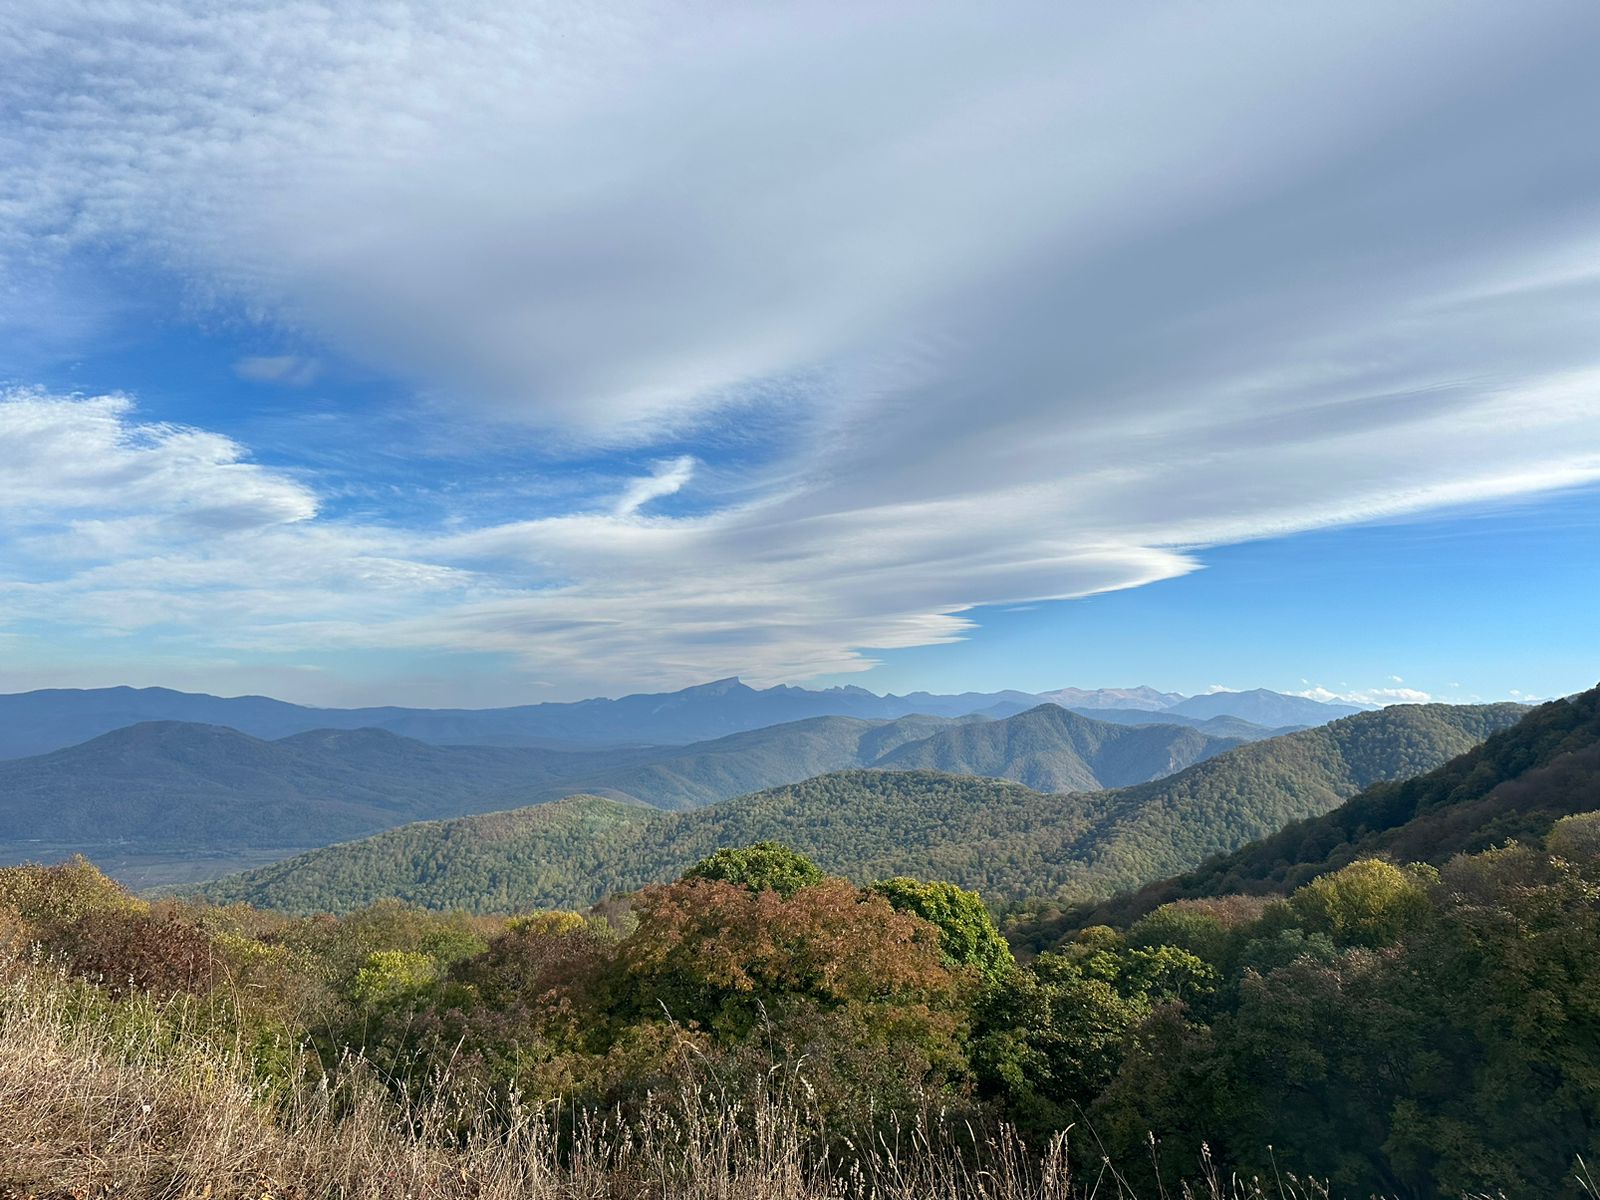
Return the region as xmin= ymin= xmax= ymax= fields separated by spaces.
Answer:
xmin=58 ymin=907 xmax=221 ymax=999
xmin=620 ymin=877 xmax=955 ymax=1019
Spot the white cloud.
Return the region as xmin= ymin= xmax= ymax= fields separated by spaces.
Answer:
xmin=0 ymin=390 xmax=315 ymax=530
xmin=0 ymin=391 xmax=1198 ymax=697
xmin=1 ymin=4 xmax=1600 ymax=701
xmin=1294 ymin=684 xmax=1434 ymax=706
xmin=613 ymin=457 xmax=696 ymax=517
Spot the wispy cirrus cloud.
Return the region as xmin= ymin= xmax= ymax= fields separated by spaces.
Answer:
xmin=613 ymin=457 xmax=696 ymax=518
xmin=0 ymin=2 xmax=1599 ymax=703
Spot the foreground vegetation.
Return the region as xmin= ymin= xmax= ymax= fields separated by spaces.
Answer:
xmin=5 ymin=809 xmax=1599 ymax=1197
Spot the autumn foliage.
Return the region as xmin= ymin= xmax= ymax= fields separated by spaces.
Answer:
xmin=2 ymin=828 xmax=1599 ymax=1196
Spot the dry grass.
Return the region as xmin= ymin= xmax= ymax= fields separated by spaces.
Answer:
xmin=0 ymin=962 xmax=1326 ymax=1200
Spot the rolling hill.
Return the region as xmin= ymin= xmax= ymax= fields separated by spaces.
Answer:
xmin=1082 ymin=684 xmax=1600 ymax=925
xmin=0 ymin=704 xmax=1253 ymax=870
xmin=0 ymin=722 xmax=590 ymax=847
xmin=198 ymin=701 xmax=1526 ymax=914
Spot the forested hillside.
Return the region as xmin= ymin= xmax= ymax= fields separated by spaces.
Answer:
xmin=0 ymin=722 xmax=584 ymax=847
xmin=1078 ymin=684 xmax=1600 ymax=926
xmin=201 ymin=702 xmax=1526 ymax=913
xmin=517 ymin=712 xmax=980 ymax=809
xmin=0 ymin=705 xmax=1262 ymax=870
xmin=1036 ymin=699 xmax=1528 ymax=896
xmin=873 ymin=704 xmax=1244 ymax=790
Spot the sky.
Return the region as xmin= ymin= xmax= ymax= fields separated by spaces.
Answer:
xmin=1 ymin=1 xmax=1598 ymax=709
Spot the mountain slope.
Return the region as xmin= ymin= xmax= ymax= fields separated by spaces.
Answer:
xmin=1088 ymin=686 xmax=1600 ymax=924
xmin=1035 ymin=686 xmax=1183 ymax=711
xmin=0 ymin=680 xmax=1028 ymax=757
xmin=0 ymin=703 xmax=1248 ymax=861
xmin=1057 ymin=708 xmax=1294 ymax=739
xmin=0 ymin=714 xmax=980 ymax=849
xmin=520 ymin=713 xmax=980 ymax=810
xmin=0 ymin=722 xmax=581 ymax=847
xmin=200 ymin=701 xmax=1525 ymax=914
xmin=1052 ymin=701 xmax=1528 ymax=892
xmin=874 ymin=705 xmax=1244 ymax=791
xmin=196 ymin=772 xmax=1084 ymax=913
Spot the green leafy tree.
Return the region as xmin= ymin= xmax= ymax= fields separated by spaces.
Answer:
xmin=1288 ymin=858 xmax=1431 ymax=948
xmin=350 ymin=949 xmax=439 ymax=1008
xmin=681 ymin=841 xmax=825 ymax=897
xmin=971 ymin=953 xmax=1148 ymax=1139
xmin=870 ymin=876 xmax=1014 ymax=980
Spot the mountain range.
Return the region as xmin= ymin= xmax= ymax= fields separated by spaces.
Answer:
xmin=0 ymin=704 xmax=1259 ymax=857
xmin=0 ymin=680 xmax=1362 ymax=760
xmin=197 ymin=700 xmax=1526 ymax=914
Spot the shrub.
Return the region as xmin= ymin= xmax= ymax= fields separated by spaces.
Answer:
xmin=57 ymin=907 xmax=220 ymax=999
xmin=0 ymin=857 xmax=135 ymax=930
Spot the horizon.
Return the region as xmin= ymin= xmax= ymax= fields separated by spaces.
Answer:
xmin=3 ymin=2 xmax=1598 ymax=709
xmin=0 ymin=673 xmax=1548 ymax=713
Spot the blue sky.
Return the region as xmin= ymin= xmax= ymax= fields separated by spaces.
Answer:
xmin=819 ymin=489 xmax=1600 ymax=706
xmin=1 ymin=1 xmax=1598 ymax=708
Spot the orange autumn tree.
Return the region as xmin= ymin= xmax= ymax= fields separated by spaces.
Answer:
xmin=616 ymin=875 xmax=971 ymax=1116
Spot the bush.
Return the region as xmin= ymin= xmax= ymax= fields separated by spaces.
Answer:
xmin=57 ymin=907 xmax=220 ymax=998
xmin=0 ymin=857 xmax=135 ymax=929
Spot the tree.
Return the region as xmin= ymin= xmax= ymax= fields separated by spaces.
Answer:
xmin=351 ymin=949 xmax=438 ymax=1008
xmin=1289 ymin=858 xmax=1431 ymax=948
xmin=619 ymin=877 xmax=955 ymax=1031
xmin=971 ymin=954 xmax=1147 ymax=1139
xmin=870 ymin=876 xmax=1014 ymax=981
xmin=681 ymin=842 xmax=825 ymax=897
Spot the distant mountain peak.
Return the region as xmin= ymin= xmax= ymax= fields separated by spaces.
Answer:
xmin=1036 ymin=685 xmax=1185 ymax=712
xmin=678 ymin=676 xmax=748 ymax=695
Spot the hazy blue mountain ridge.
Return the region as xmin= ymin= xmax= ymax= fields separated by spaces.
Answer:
xmin=0 ymin=680 xmax=1361 ymax=760
xmin=0 ymin=704 xmax=1249 ymax=856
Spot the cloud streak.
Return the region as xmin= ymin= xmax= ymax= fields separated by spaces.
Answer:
xmin=1 ymin=2 xmax=1599 ymax=701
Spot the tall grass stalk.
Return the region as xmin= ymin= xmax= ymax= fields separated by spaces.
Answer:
xmin=0 ymin=960 xmax=1324 ymax=1199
